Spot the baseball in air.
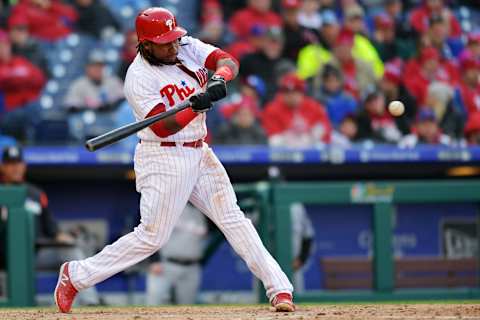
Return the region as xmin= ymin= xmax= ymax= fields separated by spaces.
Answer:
xmin=388 ymin=100 xmax=405 ymax=117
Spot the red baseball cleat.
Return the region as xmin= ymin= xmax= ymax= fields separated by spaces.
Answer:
xmin=54 ymin=262 xmax=78 ymax=313
xmin=271 ymin=292 xmax=296 ymax=312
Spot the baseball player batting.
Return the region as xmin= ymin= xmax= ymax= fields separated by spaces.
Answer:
xmin=54 ymin=7 xmax=294 ymax=313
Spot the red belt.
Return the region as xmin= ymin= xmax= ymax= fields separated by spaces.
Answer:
xmin=160 ymin=139 xmax=203 ymax=148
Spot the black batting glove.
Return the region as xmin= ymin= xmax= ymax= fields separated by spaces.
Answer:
xmin=206 ymin=75 xmax=227 ymax=102
xmin=190 ymin=93 xmax=212 ymax=113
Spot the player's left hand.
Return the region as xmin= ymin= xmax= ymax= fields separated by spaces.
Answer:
xmin=206 ymin=75 xmax=227 ymax=102
xmin=190 ymin=93 xmax=212 ymax=113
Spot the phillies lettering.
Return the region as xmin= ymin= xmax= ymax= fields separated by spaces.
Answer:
xmin=160 ymin=83 xmax=195 ymax=106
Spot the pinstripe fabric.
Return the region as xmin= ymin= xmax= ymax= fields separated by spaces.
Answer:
xmin=69 ymin=143 xmax=293 ymax=299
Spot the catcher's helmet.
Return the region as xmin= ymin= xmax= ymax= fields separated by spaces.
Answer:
xmin=135 ymin=7 xmax=187 ymax=44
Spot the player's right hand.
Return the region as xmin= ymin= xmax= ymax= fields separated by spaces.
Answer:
xmin=190 ymin=93 xmax=212 ymax=113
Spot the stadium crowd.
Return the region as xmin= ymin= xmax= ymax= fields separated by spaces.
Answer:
xmin=0 ymin=0 xmax=478 ymax=148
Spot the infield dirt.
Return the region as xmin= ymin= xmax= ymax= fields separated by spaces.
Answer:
xmin=0 ymin=304 xmax=479 ymax=320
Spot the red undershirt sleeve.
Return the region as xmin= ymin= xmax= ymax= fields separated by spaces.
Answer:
xmin=145 ymin=102 xmax=198 ymax=138
xmin=204 ymin=49 xmax=239 ymax=82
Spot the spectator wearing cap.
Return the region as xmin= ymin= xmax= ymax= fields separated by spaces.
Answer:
xmin=372 ymin=13 xmax=415 ymax=61
xmin=454 ymin=56 xmax=480 ymax=119
xmin=311 ymin=63 xmax=357 ymax=128
xmin=228 ymin=0 xmax=282 ymax=40
xmin=342 ymin=4 xmax=384 ymax=78
xmin=297 ymin=9 xmax=339 ymax=79
xmin=409 ymin=0 xmax=462 ymax=39
xmin=225 ymin=24 xmax=267 ymax=62
xmin=281 ymin=0 xmax=319 ymax=62
xmin=404 ymin=47 xmax=457 ymax=106
xmin=297 ymin=12 xmax=381 ymax=81
xmin=7 ymin=14 xmax=50 ymax=77
xmin=379 ymin=59 xmax=418 ymax=134
xmin=9 ymin=0 xmax=77 ymax=42
xmin=0 ymin=30 xmax=46 ymax=141
xmin=197 ymin=0 xmax=225 ymax=47
xmin=398 ymin=108 xmax=452 ymax=148
xmin=117 ymin=30 xmax=137 ymax=81
xmin=0 ymin=145 xmax=101 ymax=305
xmin=459 ymin=32 xmax=480 ymax=62
xmin=240 ymin=26 xmax=294 ymax=103
xmin=262 ymin=73 xmax=331 ymax=147
xmin=63 ymin=49 xmax=124 ymax=140
xmin=297 ymin=0 xmax=322 ymax=30
xmin=356 ymin=89 xmax=403 ymax=143
xmin=72 ymin=0 xmax=120 ymax=39
xmin=426 ymin=81 xmax=464 ymax=139
xmin=214 ymin=94 xmax=267 ymax=145
xmin=463 ymin=112 xmax=480 ymax=145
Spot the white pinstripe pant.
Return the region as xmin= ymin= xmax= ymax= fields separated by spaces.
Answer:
xmin=68 ymin=142 xmax=293 ymax=299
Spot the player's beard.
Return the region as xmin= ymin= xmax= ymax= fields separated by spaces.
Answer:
xmin=137 ymin=43 xmax=178 ymax=66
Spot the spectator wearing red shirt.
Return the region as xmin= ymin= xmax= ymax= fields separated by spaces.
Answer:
xmin=404 ymin=47 xmax=457 ymax=106
xmin=229 ymin=0 xmax=282 ymax=40
xmin=409 ymin=0 xmax=461 ymax=38
xmin=262 ymin=73 xmax=331 ymax=147
xmin=0 ymin=30 xmax=45 ymax=111
xmin=460 ymin=32 xmax=480 ymax=62
xmin=454 ymin=56 xmax=480 ymax=119
xmin=10 ymin=0 xmax=77 ymax=42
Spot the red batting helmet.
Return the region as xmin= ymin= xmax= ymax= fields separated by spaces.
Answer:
xmin=135 ymin=7 xmax=187 ymax=44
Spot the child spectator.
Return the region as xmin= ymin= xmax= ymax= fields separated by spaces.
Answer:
xmin=215 ymin=95 xmax=266 ymax=145
xmin=331 ymin=114 xmax=361 ymax=148
xmin=9 ymin=0 xmax=77 ymax=42
xmin=262 ymin=73 xmax=331 ymax=147
xmin=399 ymin=108 xmax=452 ymax=148
xmin=356 ymin=89 xmax=403 ymax=143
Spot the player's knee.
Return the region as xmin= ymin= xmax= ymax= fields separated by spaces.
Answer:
xmin=134 ymin=223 xmax=169 ymax=250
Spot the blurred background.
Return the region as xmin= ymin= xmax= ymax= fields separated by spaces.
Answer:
xmin=0 ymin=0 xmax=480 ymax=308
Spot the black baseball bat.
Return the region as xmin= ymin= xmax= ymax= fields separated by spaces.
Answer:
xmin=85 ymin=100 xmax=191 ymax=152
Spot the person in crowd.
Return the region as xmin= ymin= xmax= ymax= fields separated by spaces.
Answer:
xmin=7 ymin=15 xmax=50 ymax=77
xmin=371 ymin=13 xmax=415 ymax=61
xmin=454 ymin=56 xmax=480 ymax=119
xmin=72 ymin=0 xmax=120 ymax=39
xmin=384 ymin=0 xmax=415 ymax=40
xmin=0 ymin=145 xmax=100 ymax=305
xmin=225 ymin=24 xmax=267 ymax=62
xmin=311 ymin=64 xmax=357 ymax=128
xmin=9 ymin=0 xmax=77 ymax=42
xmin=197 ymin=0 xmax=225 ymax=47
xmin=228 ymin=0 xmax=282 ymax=40
xmin=356 ymin=89 xmax=403 ymax=143
xmin=63 ymin=49 xmax=124 ymax=140
xmin=379 ymin=59 xmax=417 ymax=134
xmin=146 ymin=203 xmax=207 ymax=305
xmin=331 ymin=114 xmax=361 ymax=147
xmin=404 ymin=46 xmax=457 ymax=106
xmin=419 ymin=14 xmax=462 ymax=60
xmin=409 ymin=0 xmax=462 ymax=39
xmin=240 ymin=26 xmax=295 ymax=103
xmin=297 ymin=9 xmax=340 ymax=79
xmin=342 ymin=4 xmax=384 ymax=78
xmin=297 ymin=0 xmax=322 ymax=30
xmin=117 ymin=30 xmax=137 ymax=81
xmin=281 ymin=0 xmax=318 ymax=62
xmin=460 ymin=32 xmax=480 ymax=61
xmin=463 ymin=112 xmax=480 ymax=145
xmin=262 ymin=72 xmax=331 ymax=147
xmin=215 ymin=94 xmax=267 ymax=145
xmin=0 ymin=30 xmax=46 ymax=141
xmin=425 ymin=81 xmax=464 ymax=139
xmin=399 ymin=107 xmax=452 ymax=148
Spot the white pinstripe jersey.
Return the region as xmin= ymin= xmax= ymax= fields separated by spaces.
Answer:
xmin=124 ymin=36 xmax=217 ymax=142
